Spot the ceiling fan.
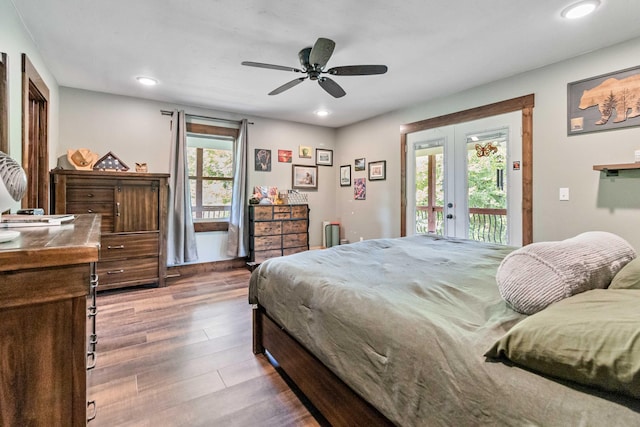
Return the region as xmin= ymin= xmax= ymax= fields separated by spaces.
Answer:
xmin=241 ymin=37 xmax=388 ymax=98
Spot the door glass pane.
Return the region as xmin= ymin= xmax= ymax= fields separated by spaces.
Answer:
xmin=414 ymin=140 xmax=444 ymax=235
xmin=466 ymin=130 xmax=507 ymax=244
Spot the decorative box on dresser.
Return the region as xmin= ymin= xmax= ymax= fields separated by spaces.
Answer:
xmin=0 ymin=214 xmax=101 ymax=426
xmin=51 ymin=169 xmax=169 ymax=290
xmin=249 ymin=204 xmax=309 ymax=264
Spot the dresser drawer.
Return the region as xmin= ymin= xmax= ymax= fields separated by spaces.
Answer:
xmin=283 ymin=233 xmax=308 ymax=248
xmin=253 ymin=249 xmax=283 ymax=263
xmin=66 ymin=186 xmax=114 ymax=203
xmin=251 ymin=206 xmax=274 ymax=220
xmin=253 ymin=235 xmax=282 ymax=251
xmin=253 ymin=221 xmax=282 ymax=236
xmin=283 ymin=246 xmax=307 ymax=256
xmin=66 ymin=201 xmax=113 ymax=215
xmin=100 ymin=233 xmax=159 ymax=261
xmin=97 ymin=257 xmax=159 ymax=287
xmin=282 ymin=220 xmax=307 ymax=234
xmin=291 ymin=205 xmax=308 ymax=219
xmin=66 ymin=202 xmax=113 ymax=233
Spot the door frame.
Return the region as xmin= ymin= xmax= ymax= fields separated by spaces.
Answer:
xmin=400 ymin=94 xmax=534 ymax=245
xmin=21 ymin=54 xmax=49 ymax=213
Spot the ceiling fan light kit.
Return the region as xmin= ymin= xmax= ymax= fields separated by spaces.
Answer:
xmin=242 ymin=37 xmax=388 ymax=98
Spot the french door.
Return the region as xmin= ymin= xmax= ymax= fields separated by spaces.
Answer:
xmin=406 ymin=111 xmax=522 ymax=246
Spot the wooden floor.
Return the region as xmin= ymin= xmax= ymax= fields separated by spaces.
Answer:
xmin=89 ymin=268 xmax=325 ymax=427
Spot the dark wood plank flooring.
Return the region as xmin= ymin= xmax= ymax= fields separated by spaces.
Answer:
xmin=89 ymin=269 xmax=322 ymax=426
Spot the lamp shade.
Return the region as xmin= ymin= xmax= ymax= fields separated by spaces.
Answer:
xmin=0 ymin=151 xmax=27 ymax=209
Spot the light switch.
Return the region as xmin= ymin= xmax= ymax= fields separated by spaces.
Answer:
xmin=559 ymin=187 xmax=569 ymax=201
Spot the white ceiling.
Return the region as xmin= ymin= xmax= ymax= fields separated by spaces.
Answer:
xmin=10 ymin=0 xmax=640 ymax=128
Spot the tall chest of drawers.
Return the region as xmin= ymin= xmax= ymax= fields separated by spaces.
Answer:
xmin=51 ymin=170 xmax=169 ymax=290
xmin=249 ymin=204 xmax=309 ymax=263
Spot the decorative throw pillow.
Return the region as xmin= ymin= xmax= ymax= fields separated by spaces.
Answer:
xmin=495 ymin=231 xmax=635 ymax=314
xmin=485 ymin=289 xmax=640 ymax=399
xmin=609 ymin=257 xmax=640 ymax=289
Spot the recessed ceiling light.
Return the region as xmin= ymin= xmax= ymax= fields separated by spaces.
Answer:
xmin=561 ymin=0 xmax=600 ymax=19
xmin=315 ymin=110 xmax=330 ymax=117
xmin=136 ymin=76 xmax=158 ymax=86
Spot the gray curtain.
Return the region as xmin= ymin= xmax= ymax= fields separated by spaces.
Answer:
xmin=167 ymin=110 xmax=198 ymax=265
xmin=227 ymin=119 xmax=249 ymax=257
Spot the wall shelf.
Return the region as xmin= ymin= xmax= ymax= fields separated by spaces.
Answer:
xmin=593 ymin=163 xmax=640 ymax=176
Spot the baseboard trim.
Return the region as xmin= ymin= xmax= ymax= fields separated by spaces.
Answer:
xmin=166 ymin=258 xmax=247 ymax=284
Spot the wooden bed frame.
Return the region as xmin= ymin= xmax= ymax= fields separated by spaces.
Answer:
xmin=252 ymin=306 xmax=393 ymax=426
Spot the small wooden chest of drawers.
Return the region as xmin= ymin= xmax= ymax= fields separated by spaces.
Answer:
xmin=249 ymin=204 xmax=309 ymax=263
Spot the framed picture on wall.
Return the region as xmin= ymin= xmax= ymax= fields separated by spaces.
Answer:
xmin=278 ymin=149 xmax=292 ymax=163
xmin=354 ymin=178 xmax=366 ymax=200
xmin=255 ymin=149 xmax=271 ymax=171
xmin=368 ymin=160 xmax=386 ymax=181
xmin=316 ymin=148 xmax=333 ymax=166
xmin=340 ymin=165 xmax=351 ymax=187
xmin=567 ymin=65 xmax=640 ymax=135
xmin=292 ymin=164 xmax=318 ymax=190
xmin=299 ymin=145 xmax=312 ymax=158
xmin=354 ymin=158 xmax=365 ymax=171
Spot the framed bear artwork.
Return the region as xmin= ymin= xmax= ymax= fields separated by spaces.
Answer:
xmin=567 ymin=65 xmax=640 ymax=135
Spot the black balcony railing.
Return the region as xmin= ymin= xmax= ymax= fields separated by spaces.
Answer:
xmin=416 ymin=205 xmax=507 ymax=244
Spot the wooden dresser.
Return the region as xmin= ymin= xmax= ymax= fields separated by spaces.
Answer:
xmin=51 ymin=170 xmax=169 ymax=290
xmin=249 ymin=204 xmax=309 ymax=263
xmin=0 ymin=214 xmax=101 ymax=426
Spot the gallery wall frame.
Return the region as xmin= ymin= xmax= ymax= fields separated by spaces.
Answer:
xmin=278 ymin=149 xmax=292 ymax=163
xmin=354 ymin=177 xmax=366 ymax=200
xmin=299 ymin=145 xmax=312 ymax=158
xmin=292 ymin=164 xmax=318 ymax=190
xmin=354 ymin=158 xmax=365 ymax=171
xmin=316 ymin=148 xmax=333 ymax=166
xmin=340 ymin=165 xmax=351 ymax=187
xmin=255 ymin=148 xmax=271 ymax=171
xmin=567 ymin=65 xmax=640 ymax=135
xmin=368 ymin=160 xmax=386 ymax=181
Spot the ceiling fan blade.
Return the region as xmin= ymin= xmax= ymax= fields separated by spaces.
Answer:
xmin=309 ymin=38 xmax=335 ymax=69
xmin=268 ymin=77 xmax=307 ymax=95
xmin=318 ymin=77 xmax=346 ymax=98
xmin=327 ymin=65 xmax=388 ymax=76
xmin=241 ymin=61 xmax=303 ymax=73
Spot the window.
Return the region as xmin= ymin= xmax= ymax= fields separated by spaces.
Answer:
xmin=186 ymin=123 xmax=239 ymax=232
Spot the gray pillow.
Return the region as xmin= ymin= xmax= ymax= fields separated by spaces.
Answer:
xmin=496 ymin=231 xmax=635 ymax=314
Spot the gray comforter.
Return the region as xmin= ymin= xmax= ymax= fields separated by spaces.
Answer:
xmin=249 ymin=235 xmax=640 ymax=426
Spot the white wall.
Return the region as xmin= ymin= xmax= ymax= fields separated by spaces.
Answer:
xmin=336 ymin=36 xmax=640 ymax=250
xmin=1 ymin=0 xmax=59 ymax=210
xmin=58 ymin=87 xmax=336 ymax=261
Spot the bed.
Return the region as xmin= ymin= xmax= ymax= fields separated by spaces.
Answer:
xmin=249 ymin=234 xmax=640 ymax=426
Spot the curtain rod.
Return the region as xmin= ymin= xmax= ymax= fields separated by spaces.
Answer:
xmin=160 ymin=110 xmax=253 ymax=125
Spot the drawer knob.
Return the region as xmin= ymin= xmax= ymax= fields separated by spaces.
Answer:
xmin=107 ymin=245 xmax=125 ymax=250
xmin=87 ymin=193 xmax=94 ymax=198
xmin=87 ymin=209 xmax=94 ymax=213
xmin=106 ymin=269 xmax=124 ymax=275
